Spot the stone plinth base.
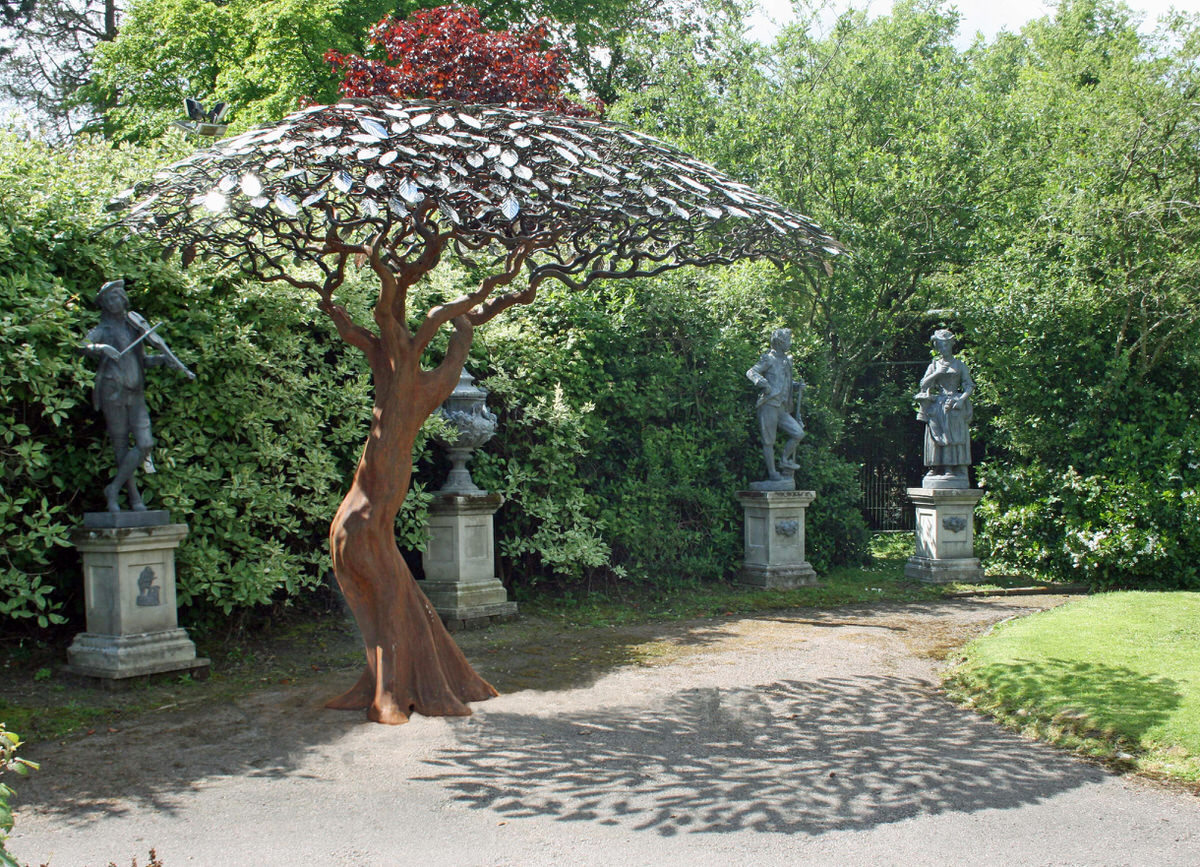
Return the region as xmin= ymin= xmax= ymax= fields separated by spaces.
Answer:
xmin=422 ymin=492 xmax=517 ymax=629
xmin=68 ymin=517 xmax=208 ymax=681
xmin=903 ymin=556 xmax=984 ymax=584
xmin=66 ymin=629 xmax=210 ymax=682
xmin=905 ymin=488 xmax=985 ymax=584
xmin=736 ymin=490 xmax=818 ymax=589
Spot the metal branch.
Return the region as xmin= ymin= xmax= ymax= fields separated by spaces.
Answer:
xmin=415 ymin=245 xmax=529 ymax=353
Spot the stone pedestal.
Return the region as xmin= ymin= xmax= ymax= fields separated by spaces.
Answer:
xmin=736 ymin=490 xmax=818 ymax=588
xmin=66 ymin=514 xmax=209 ymax=682
xmin=905 ymin=488 xmax=985 ymax=584
xmin=421 ymin=492 xmax=517 ymax=630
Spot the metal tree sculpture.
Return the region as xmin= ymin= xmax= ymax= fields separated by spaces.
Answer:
xmin=109 ymin=97 xmax=840 ymax=724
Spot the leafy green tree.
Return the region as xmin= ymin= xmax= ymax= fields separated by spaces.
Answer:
xmin=612 ymin=0 xmax=991 ymax=423
xmin=0 ymin=0 xmax=120 ymax=139
xmin=957 ymin=1 xmax=1200 ymax=586
xmin=87 ymin=0 xmax=403 ymax=140
xmin=87 ymin=0 xmax=677 ymax=141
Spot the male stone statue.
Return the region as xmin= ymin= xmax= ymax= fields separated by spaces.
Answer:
xmin=80 ymin=279 xmax=195 ymax=512
xmin=747 ymin=327 xmax=806 ymax=486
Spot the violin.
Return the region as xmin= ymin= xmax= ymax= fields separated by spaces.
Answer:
xmin=126 ymin=310 xmax=196 ymax=380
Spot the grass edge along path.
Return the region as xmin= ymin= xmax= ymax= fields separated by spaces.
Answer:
xmin=944 ymin=590 xmax=1200 ymax=787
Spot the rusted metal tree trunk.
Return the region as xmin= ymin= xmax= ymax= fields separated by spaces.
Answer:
xmin=324 ymin=359 xmax=496 ymax=723
xmin=313 ymin=237 xmax=531 ymax=723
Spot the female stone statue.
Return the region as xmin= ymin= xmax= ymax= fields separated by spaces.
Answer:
xmin=914 ymin=329 xmax=973 ymax=488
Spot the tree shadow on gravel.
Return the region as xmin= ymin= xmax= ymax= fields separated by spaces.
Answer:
xmin=420 ymin=675 xmax=1113 ymax=836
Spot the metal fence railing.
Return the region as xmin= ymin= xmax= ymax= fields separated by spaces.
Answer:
xmin=859 ymin=461 xmax=915 ymax=532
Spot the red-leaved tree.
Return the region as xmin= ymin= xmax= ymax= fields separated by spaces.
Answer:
xmin=325 ymin=4 xmax=600 ymax=117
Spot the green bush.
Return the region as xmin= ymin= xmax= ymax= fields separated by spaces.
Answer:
xmin=0 ymin=722 xmax=37 ymax=867
xmin=965 ymin=268 xmax=1200 ymax=590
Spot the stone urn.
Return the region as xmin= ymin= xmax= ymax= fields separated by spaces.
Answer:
xmin=435 ymin=367 xmax=498 ymax=493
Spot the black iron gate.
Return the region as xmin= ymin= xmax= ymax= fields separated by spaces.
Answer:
xmin=859 ymin=459 xmax=915 ymax=531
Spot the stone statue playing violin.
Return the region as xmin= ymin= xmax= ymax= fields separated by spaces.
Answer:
xmin=80 ymin=279 xmax=195 ymax=513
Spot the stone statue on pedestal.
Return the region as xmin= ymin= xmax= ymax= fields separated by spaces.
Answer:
xmin=80 ymin=279 xmax=195 ymax=513
xmin=914 ymin=328 xmax=973 ymax=489
xmin=906 ymin=328 xmax=984 ymax=584
xmin=747 ymin=328 xmax=806 ymax=491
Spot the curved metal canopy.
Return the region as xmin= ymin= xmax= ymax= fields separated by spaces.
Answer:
xmin=110 ymin=98 xmax=839 ymax=284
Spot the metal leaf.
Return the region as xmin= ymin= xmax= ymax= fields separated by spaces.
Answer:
xmin=240 ymin=174 xmax=263 ymax=197
xmin=274 ymin=192 xmax=299 ymax=216
xmin=358 ymin=117 xmax=388 ymax=138
xmin=112 ymin=97 xmax=839 ymax=286
xmin=399 ymin=177 xmax=423 ymax=203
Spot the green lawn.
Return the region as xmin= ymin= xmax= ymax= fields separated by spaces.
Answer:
xmin=946 ymin=591 xmax=1200 ymax=784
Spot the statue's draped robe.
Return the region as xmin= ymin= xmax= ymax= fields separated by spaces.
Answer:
xmin=921 ymin=358 xmax=973 ymax=468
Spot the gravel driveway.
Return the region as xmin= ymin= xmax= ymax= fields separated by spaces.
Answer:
xmin=10 ymin=595 xmax=1199 ymax=866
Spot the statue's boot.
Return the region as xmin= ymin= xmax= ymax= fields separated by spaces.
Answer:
xmin=127 ymin=483 xmax=147 ymax=512
xmin=105 ymin=448 xmax=143 ymax=512
xmin=763 ymin=446 xmax=781 ymax=480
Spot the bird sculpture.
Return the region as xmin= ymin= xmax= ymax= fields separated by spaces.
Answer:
xmin=174 ymin=98 xmax=230 ymax=137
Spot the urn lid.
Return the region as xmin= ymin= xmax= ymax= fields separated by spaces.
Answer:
xmin=443 ymin=367 xmax=488 ymax=414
